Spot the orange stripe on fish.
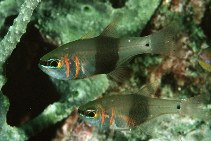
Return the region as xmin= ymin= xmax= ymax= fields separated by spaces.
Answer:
xmin=101 ymin=111 xmax=105 ymax=124
xmin=74 ymin=55 xmax=80 ymax=79
xmin=64 ymin=55 xmax=70 ymax=78
xmin=109 ymin=108 xmax=115 ymax=125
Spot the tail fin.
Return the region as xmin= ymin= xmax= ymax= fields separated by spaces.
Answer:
xmin=180 ymin=94 xmax=211 ymax=121
xmin=150 ymin=22 xmax=184 ymax=58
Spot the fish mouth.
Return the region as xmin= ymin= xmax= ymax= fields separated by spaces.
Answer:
xmin=39 ymin=59 xmax=48 ymax=68
xmin=78 ymin=109 xmax=86 ymax=117
xmin=38 ymin=60 xmax=51 ymax=73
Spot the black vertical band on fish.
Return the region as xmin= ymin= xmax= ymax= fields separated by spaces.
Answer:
xmin=95 ymin=37 xmax=119 ymax=74
xmin=128 ymin=95 xmax=149 ymax=126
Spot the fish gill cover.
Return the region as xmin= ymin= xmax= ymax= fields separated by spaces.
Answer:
xmin=0 ymin=0 xmax=211 ymax=141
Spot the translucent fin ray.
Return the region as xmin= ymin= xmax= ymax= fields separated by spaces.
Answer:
xmin=108 ymin=67 xmax=132 ymax=82
xmin=138 ymin=81 xmax=160 ymax=97
xmin=180 ymin=94 xmax=211 ymax=121
xmin=80 ymin=32 xmax=96 ymax=40
xmin=150 ymin=22 xmax=185 ymax=58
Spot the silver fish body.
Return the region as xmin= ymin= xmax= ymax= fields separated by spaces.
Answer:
xmin=39 ymin=21 xmax=181 ymax=80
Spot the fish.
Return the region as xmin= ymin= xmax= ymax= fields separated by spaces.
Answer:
xmin=78 ymin=82 xmax=211 ymax=131
xmin=197 ymin=47 xmax=211 ymax=72
xmin=39 ymin=18 xmax=182 ymax=81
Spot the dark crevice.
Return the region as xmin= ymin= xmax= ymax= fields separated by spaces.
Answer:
xmin=161 ymin=72 xmax=177 ymax=92
xmin=201 ymin=4 xmax=211 ymax=42
xmin=0 ymin=15 xmax=18 ymax=38
xmin=140 ymin=21 xmax=153 ymax=37
xmin=28 ymin=118 xmax=62 ymax=141
xmin=4 ymin=15 xmax=17 ymax=26
xmin=109 ymin=0 xmax=127 ymax=9
xmin=2 ymin=22 xmax=60 ymax=126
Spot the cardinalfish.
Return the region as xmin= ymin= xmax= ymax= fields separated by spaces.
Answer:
xmin=197 ymin=47 xmax=211 ymax=72
xmin=39 ymin=18 xmax=182 ymax=81
xmin=78 ymin=82 xmax=211 ymax=130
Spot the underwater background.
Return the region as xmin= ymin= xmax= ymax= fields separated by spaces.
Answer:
xmin=0 ymin=0 xmax=211 ymax=141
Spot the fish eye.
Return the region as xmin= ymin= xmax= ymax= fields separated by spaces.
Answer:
xmin=87 ymin=111 xmax=96 ymax=117
xmin=47 ymin=58 xmax=62 ymax=68
xmin=49 ymin=60 xmax=59 ymax=67
xmin=86 ymin=109 xmax=97 ymax=118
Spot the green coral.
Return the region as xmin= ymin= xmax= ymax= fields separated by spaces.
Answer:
xmin=0 ymin=92 xmax=27 ymax=140
xmin=35 ymin=0 xmax=161 ymax=44
xmin=0 ymin=0 xmax=41 ymax=88
xmin=0 ymin=0 xmax=24 ymax=31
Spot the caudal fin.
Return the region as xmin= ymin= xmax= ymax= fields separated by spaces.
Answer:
xmin=150 ymin=22 xmax=184 ymax=58
xmin=180 ymin=94 xmax=211 ymax=121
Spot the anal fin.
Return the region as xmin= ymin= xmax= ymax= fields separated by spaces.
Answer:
xmin=138 ymin=81 xmax=160 ymax=97
xmin=108 ymin=67 xmax=132 ymax=82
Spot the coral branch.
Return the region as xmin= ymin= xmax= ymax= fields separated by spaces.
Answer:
xmin=0 ymin=0 xmax=41 ymax=140
xmin=0 ymin=0 xmax=41 ymax=89
xmin=0 ymin=0 xmax=24 ymax=28
xmin=0 ymin=91 xmax=27 ymax=140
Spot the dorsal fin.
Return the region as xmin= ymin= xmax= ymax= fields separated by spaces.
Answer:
xmin=100 ymin=15 xmax=122 ymax=38
xmin=139 ymin=81 xmax=160 ymax=97
xmin=80 ymin=32 xmax=96 ymax=40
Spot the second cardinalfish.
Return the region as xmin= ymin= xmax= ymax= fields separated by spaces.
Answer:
xmin=78 ymin=82 xmax=211 ymax=130
xmin=39 ymin=18 xmax=182 ymax=81
xmin=197 ymin=47 xmax=211 ymax=72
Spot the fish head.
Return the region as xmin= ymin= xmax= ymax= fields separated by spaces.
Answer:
xmin=78 ymin=101 xmax=107 ymax=128
xmin=39 ymin=51 xmax=76 ymax=80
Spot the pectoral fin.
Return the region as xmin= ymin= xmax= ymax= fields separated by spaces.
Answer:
xmin=108 ymin=67 xmax=132 ymax=82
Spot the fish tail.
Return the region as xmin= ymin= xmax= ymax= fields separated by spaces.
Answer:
xmin=150 ymin=22 xmax=183 ymax=58
xmin=179 ymin=94 xmax=211 ymax=121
